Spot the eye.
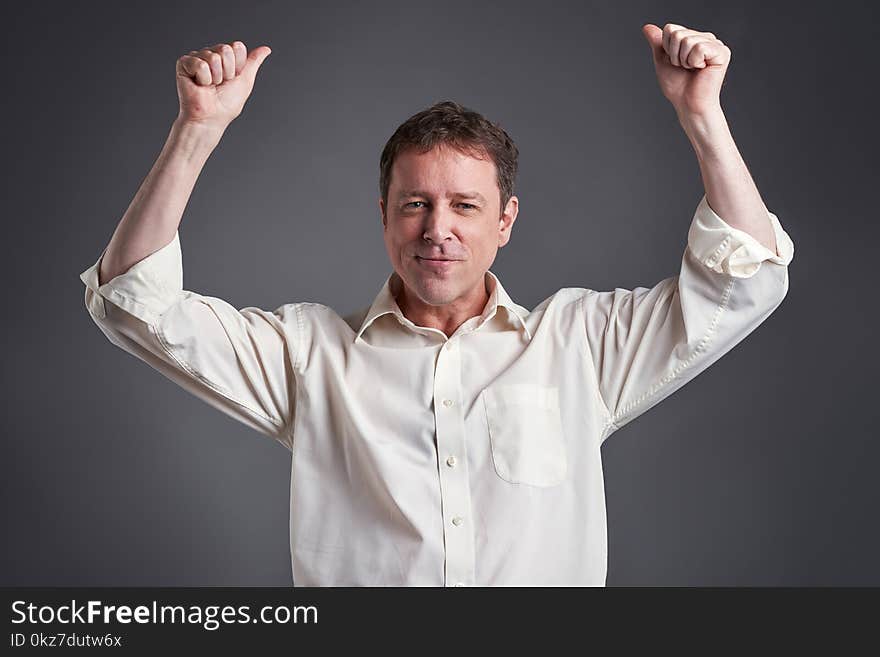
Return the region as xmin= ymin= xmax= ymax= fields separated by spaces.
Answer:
xmin=403 ymin=201 xmax=477 ymax=210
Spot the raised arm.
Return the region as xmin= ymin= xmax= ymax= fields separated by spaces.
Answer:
xmin=79 ymin=42 xmax=296 ymax=448
xmin=583 ymin=196 xmax=793 ymax=442
xmin=99 ymin=41 xmax=271 ymax=284
xmin=642 ymin=23 xmax=778 ymax=254
xmin=580 ymin=24 xmax=796 ymax=443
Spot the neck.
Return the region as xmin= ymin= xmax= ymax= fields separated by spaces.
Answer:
xmin=392 ymin=273 xmax=491 ymax=338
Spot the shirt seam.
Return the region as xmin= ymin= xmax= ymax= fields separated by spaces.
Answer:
xmin=103 ymin=288 xmax=162 ymax=325
xmin=293 ymin=302 xmax=305 ymax=374
xmin=92 ymin=271 xmax=298 ymax=446
xmin=151 ymin=315 xmax=287 ymax=434
xmin=287 ymin=355 xmax=302 ymax=454
xmin=610 ymin=271 xmax=737 ymax=429
xmin=283 ymin=303 xmax=307 ymax=452
xmin=573 ymin=293 xmax=615 ymax=434
xmin=704 ymin=235 xmax=733 ymax=269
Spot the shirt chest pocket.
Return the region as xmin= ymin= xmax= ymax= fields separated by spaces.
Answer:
xmin=481 ymin=383 xmax=568 ymax=487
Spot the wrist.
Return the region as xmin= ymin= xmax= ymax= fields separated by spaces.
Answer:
xmin=167 ymin=117 xmax=225 ymax=161
xmin=676 ymin=106 xmax=734 ymax=161
xmin=676 ymin=104 xmax=725 ymax=132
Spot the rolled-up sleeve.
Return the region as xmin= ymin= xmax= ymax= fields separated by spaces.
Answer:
xmin=79 ymin=231 xmax=298 ymax=449
xmin=582 ymin=194 xmax=795 ymax=442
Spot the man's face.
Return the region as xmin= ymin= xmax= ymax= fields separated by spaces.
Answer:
xmin=379 ymin=144 xmax=518 ymax=309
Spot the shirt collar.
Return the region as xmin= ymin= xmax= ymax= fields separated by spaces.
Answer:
xmin=354 ymin=270 xmax=532 ymax=343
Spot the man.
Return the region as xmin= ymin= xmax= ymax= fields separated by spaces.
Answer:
xmin=79 ymin=23 xmax=794 ymax=586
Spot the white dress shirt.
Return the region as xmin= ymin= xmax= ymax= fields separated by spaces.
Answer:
xmin=79 ymin=194 xmax=795 ymax=586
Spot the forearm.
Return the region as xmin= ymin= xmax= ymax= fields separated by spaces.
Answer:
xmin=98 ymin=119 xmax=225 ymax=285
xmin=677 ymin=107 xmax=779 ymax=255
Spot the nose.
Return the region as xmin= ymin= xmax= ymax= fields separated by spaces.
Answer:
xmin=422 ymin=207 xmax=455 ymax=243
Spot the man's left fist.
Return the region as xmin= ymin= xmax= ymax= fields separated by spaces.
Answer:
xmin=642 ymin=23 xmax=731 ymax=117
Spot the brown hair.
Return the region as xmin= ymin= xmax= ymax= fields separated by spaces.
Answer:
xmin=379 ymin=100 xmax=519 ymax=214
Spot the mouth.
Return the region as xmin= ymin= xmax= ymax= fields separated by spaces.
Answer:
xmin=416 ymin=256 xmax=461 ymax=270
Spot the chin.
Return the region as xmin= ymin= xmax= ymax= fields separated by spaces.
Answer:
xmin=407 ymin=273 xmax=460 ymax=305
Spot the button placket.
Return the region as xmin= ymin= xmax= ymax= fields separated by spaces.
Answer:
xmin=433 ymin=337 xmax=475 ymax=587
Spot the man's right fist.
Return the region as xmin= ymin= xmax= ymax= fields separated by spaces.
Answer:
xmin=175 ymin=41 xmax=271 ymax=130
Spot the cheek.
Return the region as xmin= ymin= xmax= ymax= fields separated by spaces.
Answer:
xmin=384 ymin=229 xmax=413 ymax=262
xmin=471 ymin=230 xmax=498 ymax=257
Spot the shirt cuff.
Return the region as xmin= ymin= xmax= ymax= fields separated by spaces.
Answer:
xmin=78 ymin=231 xmax=184 ymax=324
xmin=687 ymin=194 xmax=795 ymax=279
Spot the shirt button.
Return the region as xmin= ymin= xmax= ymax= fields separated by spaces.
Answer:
xmin=446 ymin=455 xmax=457 ymax=467
xmin=442 ymin=399 xmax=454 ymax=407
xmin=452 ymin=516 xmax=463 ymax=526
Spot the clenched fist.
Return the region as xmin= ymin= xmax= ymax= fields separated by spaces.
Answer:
xmin=175 ymin=41 xmax=272 ymax=130
xmin=642 ymin=23 xmax=730 ymax=117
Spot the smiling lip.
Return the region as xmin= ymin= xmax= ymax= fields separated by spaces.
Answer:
xmin=416 ymin=256 xmax=460 ymax=270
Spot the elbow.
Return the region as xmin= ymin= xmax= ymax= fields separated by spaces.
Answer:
xmin=772 ymin=263 xmax=791 ymax=309
xmin=83 ymin=285 xmax=108 ymax=322
xmin=755 ymin=262 xmax=791 ymax=322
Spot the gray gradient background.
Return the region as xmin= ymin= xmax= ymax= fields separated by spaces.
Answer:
xmin=3 ymin=0 xmax=877 ymax=586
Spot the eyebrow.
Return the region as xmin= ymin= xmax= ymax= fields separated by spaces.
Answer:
xmin=398 ymin=190 xmax=487 ymax=203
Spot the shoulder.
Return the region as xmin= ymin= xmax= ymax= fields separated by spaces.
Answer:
xmin=289 ymin=301 xmax=368 ymax=340
xmin=532 ymin=286 xmax=598 ymax=315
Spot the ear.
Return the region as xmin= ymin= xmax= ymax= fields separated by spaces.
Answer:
xmin=379 ymin=197 xmax=387 ymax=228
xmin=498 ymin=195 xmax=519 ymax=248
